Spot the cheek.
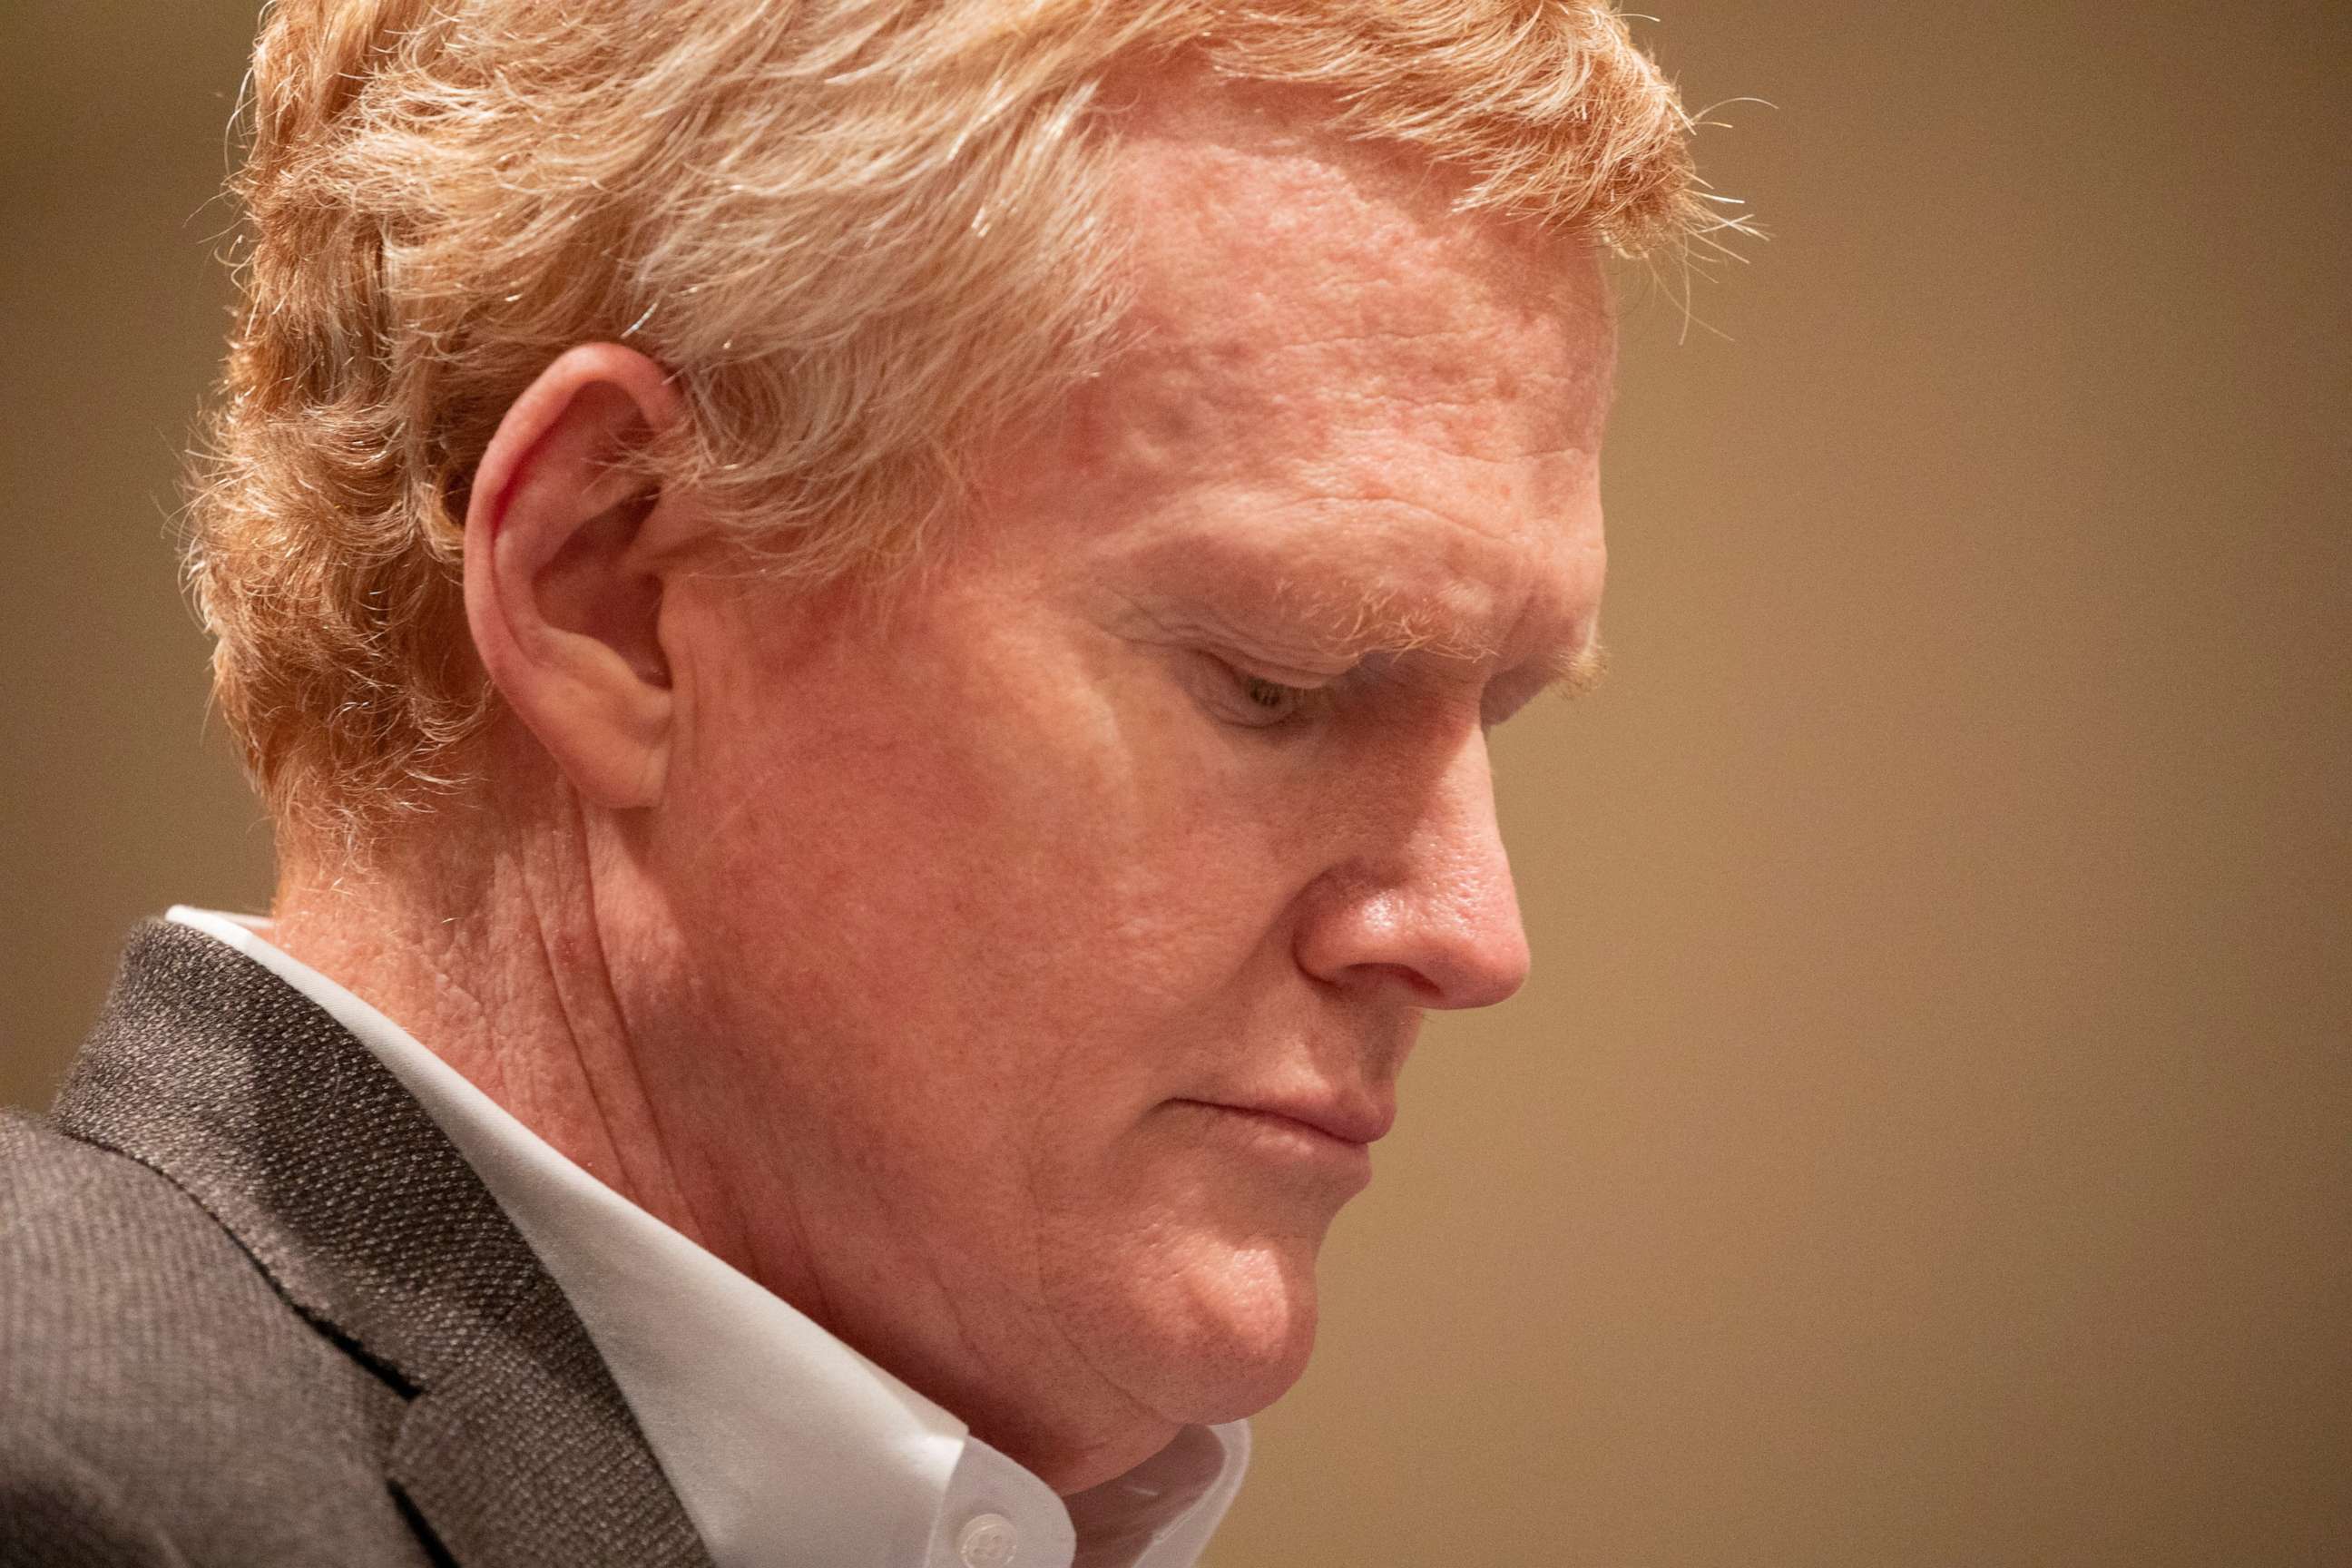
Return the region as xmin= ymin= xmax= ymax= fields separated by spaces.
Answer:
xmin=671 ymin=613 xmax=1306 ymax=1105
xmin=835 ymin=633 xmax=1292 ymax=1002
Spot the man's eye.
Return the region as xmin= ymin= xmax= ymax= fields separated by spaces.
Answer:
xmin=1227 ymin=671 xmax=1313 ymax=728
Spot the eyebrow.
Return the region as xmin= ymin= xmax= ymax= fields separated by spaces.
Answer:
xmin=1269 ymin=576 xmax=1607 ymax=694
xmin=1530 ymin=635 xmax=1610 ymax=701
xmin=1260 ymin=575 xmax=1499 ymax=664
xmin=1168 ymin=577 xmax=1606 ymax=720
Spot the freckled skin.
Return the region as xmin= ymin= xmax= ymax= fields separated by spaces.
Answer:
xmin=283 ymin=76 xmax=1621 ymax=1499
xmin=608 ymin=90 xmax=1619 ymax=1490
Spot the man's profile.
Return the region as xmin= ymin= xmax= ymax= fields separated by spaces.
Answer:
xmin=1 ymin=3 xmax=1705 ymax=1563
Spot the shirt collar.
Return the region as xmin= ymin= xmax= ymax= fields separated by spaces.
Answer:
xmin=166 ymin=907 xmax=1248 ymax=1568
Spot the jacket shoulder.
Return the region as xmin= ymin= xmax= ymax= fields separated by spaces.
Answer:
xmin=0 ymin=1111 xmax=432 ymax=1567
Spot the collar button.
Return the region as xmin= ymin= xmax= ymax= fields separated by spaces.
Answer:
xmin=957 ymin=1512 xmax=1019 ymax=1568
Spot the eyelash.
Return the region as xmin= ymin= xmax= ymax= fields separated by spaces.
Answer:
xmin=1237 ymin=673 xmax=1308 ymax=722
xmin=1210 ymin=661 xmax=1323 ymax=730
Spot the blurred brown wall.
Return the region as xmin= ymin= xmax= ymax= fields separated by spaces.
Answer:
xmin=5 ymin=4 xmax=2345 ymax=1564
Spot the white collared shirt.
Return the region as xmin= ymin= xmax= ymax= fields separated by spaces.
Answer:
xmin=167 ymin=908 xmax=1248 ymax=1568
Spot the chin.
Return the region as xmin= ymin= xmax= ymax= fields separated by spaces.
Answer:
xmin=1068 ymin=1230 xmax=1328 ymax=1426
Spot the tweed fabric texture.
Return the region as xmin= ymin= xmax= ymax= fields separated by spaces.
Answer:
xmin=1 ymin=921 xmax=712 ymax=1567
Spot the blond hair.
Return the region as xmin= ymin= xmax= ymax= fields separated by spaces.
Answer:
xmin=189 ymin=0 xmax=1713 ymax=839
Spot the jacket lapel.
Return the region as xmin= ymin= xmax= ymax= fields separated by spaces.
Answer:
xmin=386 ymin=1272 xmax=710 ymax=1567
xmin=52 ymin=921 xmax=710 ymax=1568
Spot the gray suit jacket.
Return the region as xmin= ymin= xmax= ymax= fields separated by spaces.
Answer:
xmin=0 ymin=921 xmax=715 ymax=1567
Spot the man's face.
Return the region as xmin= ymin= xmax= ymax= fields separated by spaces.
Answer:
xmin=616 ymin=90 xmax=1615 ymax=1469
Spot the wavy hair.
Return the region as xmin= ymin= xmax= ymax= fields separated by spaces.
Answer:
xmin=187 ymin=0 xmax=1715 ymax=838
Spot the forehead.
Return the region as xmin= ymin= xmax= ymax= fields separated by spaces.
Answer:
xmin=965 ymin=74 xmax=1617 ymax=659
xmin=1094 ymin=72 xmax=1617 ymax=452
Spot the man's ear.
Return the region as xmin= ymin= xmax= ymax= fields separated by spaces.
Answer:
xmin=465 ymin=343 xmax=698 ymax=810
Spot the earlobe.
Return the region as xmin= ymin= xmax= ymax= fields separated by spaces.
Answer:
xmin=464 ymin=344 xmax=696 ymax=811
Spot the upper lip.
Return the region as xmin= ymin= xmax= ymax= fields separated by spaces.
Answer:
xmin=1200 ymin=1093 xmax=1396 ymax=1146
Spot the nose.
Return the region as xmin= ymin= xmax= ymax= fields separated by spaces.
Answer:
xmin=1293 ymin=730 xmax=1532 ymax=1010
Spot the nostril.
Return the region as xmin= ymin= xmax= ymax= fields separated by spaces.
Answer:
xmin=1362 ymin=961 xmax=1446 ymax=1004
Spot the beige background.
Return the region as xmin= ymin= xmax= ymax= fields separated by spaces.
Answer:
xmin=5 ymin=3 xmax=2346 ymax=1564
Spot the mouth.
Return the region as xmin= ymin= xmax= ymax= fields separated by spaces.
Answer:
xmin=1204 ymin=1100 xmax=1383 ymax=1147
xmin=1174 ymin=1100 xmax=1382 ymax=1192
xmin=1173 ymin=1094 xmax=1395 ymax=1152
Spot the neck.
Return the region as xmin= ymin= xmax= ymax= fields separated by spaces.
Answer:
xmin=268 ymin=799 xmax=726 ymax=1262
xmin=267 ymin=787 xmax=1181 ymax=1498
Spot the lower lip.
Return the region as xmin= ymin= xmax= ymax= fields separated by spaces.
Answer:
xmin=1181 ymin=1102 xmax=1376 ymax=1188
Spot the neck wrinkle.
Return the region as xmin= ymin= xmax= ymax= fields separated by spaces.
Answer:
xmin=269 ymin=794 xmax=710 ymax=1261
